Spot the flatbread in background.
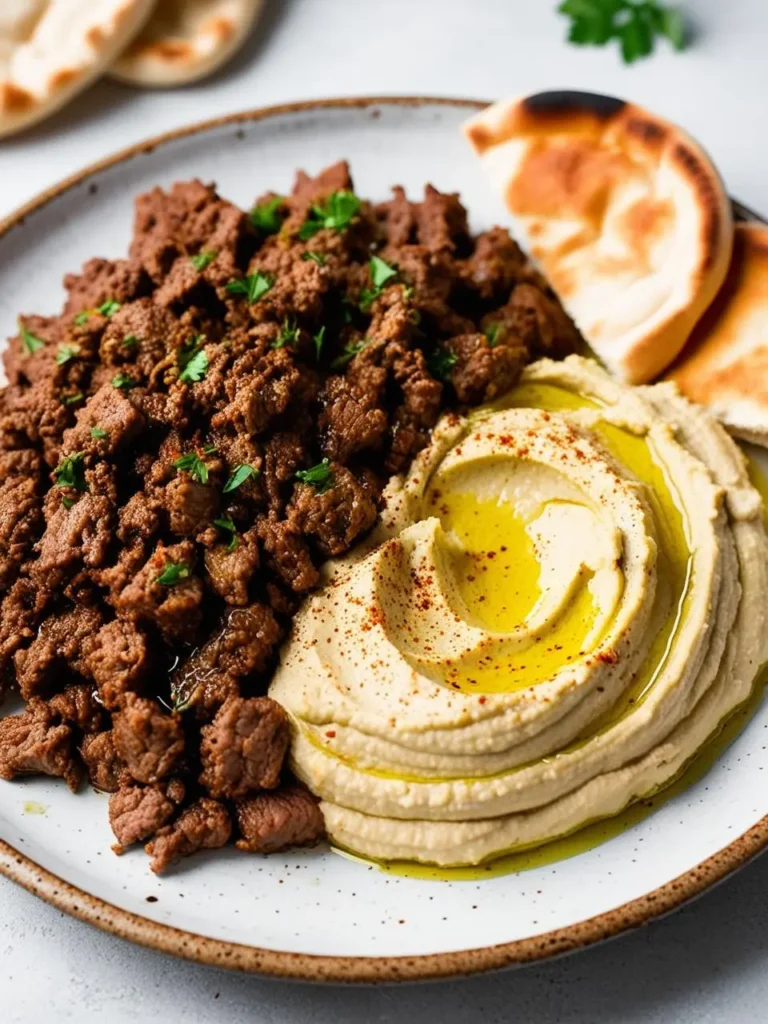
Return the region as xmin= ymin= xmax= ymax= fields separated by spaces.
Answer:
xmin=110 ymin=0 xmax=262 ymax=87
xmin=464 ymin=91 xmax=733 ymax=385
xmin=0 ymin=0 xmax=156 ymax=140
xmin=665 ymin=222 xmax=768 ymax=446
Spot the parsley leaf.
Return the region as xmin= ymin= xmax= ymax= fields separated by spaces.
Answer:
xmin=225 ymin=271 xmax=274 ymax=304
xmin=313 ymin=325 xmax=326 ymax=363
xmin=249 ymin=195 xmax=286 ymax=234
xmin=298 ymin=190 xmax=361 ymax=241
xmin=484 ymin=323 xmax=503 ymax=347
xmin=302 ymin=251 xmax=327 ymax=266
xmin=559 ymin=0 xmax=686 ymax=63
xmin=122 ymin=334 xmax=139 ymax=349
xmin=330 ymin=339 xmax=366 ymax=370
xmin=190 ymin=250 xmax=217 ymax=272
xmin=213 ymin=517 xmax=239 ymax=552
xmin=61 ymin=391 xmax=84 ymax=406
xmin=62 ymin=497 xmax=75 ymax=510
xmin=56 ymin=343 xmax=80 ymax=366
xmin=97 ymin=300 xmax=122 ymax=317
xmin=273 ymin=318 xmax=300 ymax=349
xmin=155 ymin=562 xmax=191 ymax=587
xmin=90 ymin=427 xmax=107 ymax=440
xmin=178 ymin=348 xmax=209 ymax=384
xmin=223 ymin=464 xmax=258 ymax=493
xmin=202 ymin=444 xmax=218 ymax=455
xmin=295 ymin=458 xmax=334 ymax=494
xmin=19 ymin=321 xmax=45 ymax=355
xmin=427 ymin=347 xmax=457 ymax=382
xmin=173 ymin=451 xmax=210 ymax=485
xmin=359 ymin=256 xmax=398 ymax=312
xmin=111 ymin=372 xmax=137 ymax=391
xmin=53 ymin=452 xmax=88 ymax=492
xmin=74 ymin=311 xmax=90 ymax=327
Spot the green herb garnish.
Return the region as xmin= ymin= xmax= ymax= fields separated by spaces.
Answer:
xmin=90 ymin=427 xmax=108 ymax=440
xmin=19 ymin=321 xmax=45 ymax=355
xmin=295 ymin=458 xmax=334 ymax=494
xmin=302 ymin=251 xmax=327 ymax=266
xmin=359 ymin=255 xmax=398 ymax=311
xmin=155 ymin=562 xmax=191 ymax=587
xmin=122 ymin=334 xmax=139 ymax=350
xmin=559 ymin=0 xmax=685 ymax=63
xmin=225 ymin=271 xmax=274 ymax=304
xmin=56 ymin=343 xmax=80 ymax=366
xmin=214 ymin=517 xmax=239 ymax=552
xmin=223 ymin=464 xmax=258 ymax=493
xmin=190 ymin=250 xmax=217 ymax=272
xmin=53 ymin=451 xmax=88 ymax=492
xmin=62 ymin=497 xmax=75 ymax=510
xmin=484 ymin=323 xmax=502 ymax=347
xmin=173 ymin=451 xmax=210 ymax=485
xmin=249 ymin=195 xmax=286 ymax=234
xmin=61 ymin=391 xmax=84 ymax=406
xmin=97 ymin=300 xmax=122 ymax=318
xmin=313 ymin=325 xmax=326 ymax=363
xmin=330 ymin=339 xmax=366 ymax=370
xmin=178 ymin=348 xmax=209 ymax=384
xmin=74 ymin=311 xmax=90 ymax=327
xmin=427 ymin=347 xmax=457 ymax=382
xmin=202 ymin=444 xmax=218 ymax=455
xmin=111 ymin=372 xmax=137 ymax=391
xmin=298 ymin=190 xmax=361 ymax=241
xmin=273 ymin=318 xmax=300 ymax=349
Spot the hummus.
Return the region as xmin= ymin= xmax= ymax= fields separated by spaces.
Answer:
xmin=269 ymin=356 xmax=768 ymax=867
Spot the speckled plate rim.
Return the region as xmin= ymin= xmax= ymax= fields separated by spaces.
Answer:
xmin=1 ymin=94 xmax=768 ymax=985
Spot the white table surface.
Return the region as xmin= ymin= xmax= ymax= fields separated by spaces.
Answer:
xmin=2 ymin=1 xmax=768 ymax=1020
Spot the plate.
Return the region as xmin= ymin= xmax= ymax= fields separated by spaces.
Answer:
xmin=2 ymin=96 xmax=768 ymax=984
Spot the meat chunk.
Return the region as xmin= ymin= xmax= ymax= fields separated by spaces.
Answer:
xmin=80 ymin=730 xmax=126 ymax=792
xmin=199 ymin=696 xmax=289 ymax=799
xmin=109 ymin=779 xmax=185 ymax=852
xmin=262 ymin=432 xmax=307 ymax=514
xmin=165 ymin=474 xmax=220 ymax=537
xmin=112 ymin=540 xmax=204 ymax=640
xmin=415 ymin=184 xmax=469 ymax=252
xmin=376 ymin=185 xmax=416 ymax=247
xmin=318 ymin=371 xmax=388 ymax=464
xmin=203 ymin=529 xmax=260 ymax=605
xmin=255 ymin=516 xmax=319 ymax=593
xmin=48 ymin=684 xmax=103 ymax=734
xmin=462 ymin=227 xmax=526 ymax=301
xmin=85 ymin=619 xmax=150 ymax=710
xmin=61 ymin=384 xmax=146 ymax=458
xmin=287 ymin=464 xmax=378 ymax=558
xmin=386 ymin=347 xmax=443 ymax=472
xmin=34 ymin=494 xmax=114 ymax=587
xmin=63 ymin=257 xmax=147 ymax=315
xmin=235 ymin=785 xmax=325 ymax=854
xmin=0 ymin=701 xmax=81 ymax=791
xmin=447 ymin=332 xmax=527 ymax=404
xmin=113 ymin=694 xmax=185 ymax=784
xmin=0 ymin=475 xmax=42 ymax=591
xmin=497 ymin=283 xmax=581 ymax=360
xmin=13 ymin=606 xmax=102 ymax=700
xmin=145 ymin=798 xmax=231 ymax=874
xmin=218 ymin=348 xmax=316 ymax=437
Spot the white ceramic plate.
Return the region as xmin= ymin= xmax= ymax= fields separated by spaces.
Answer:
xmin=2 ymin=97 xmax=768 ymax=983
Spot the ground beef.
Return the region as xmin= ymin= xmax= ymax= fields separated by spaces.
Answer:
xmin=199 ymin=696 xmax=289 ymax=799
xmin=145 ymin=797 xmax=231 ymax=874
xmin=235 ymin=785 xmax=325 ymax=854
xmin=0 ymin=160 xmax=580 ymax=871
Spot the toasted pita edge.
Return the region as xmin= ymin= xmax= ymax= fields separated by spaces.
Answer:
xmin=109 ymin=0 xmax=263 ymax=87
xmin=463 ymin=91 xmax=734 ymax=385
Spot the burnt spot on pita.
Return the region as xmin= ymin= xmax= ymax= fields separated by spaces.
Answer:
xmin=672 ymin=142 xmax=725 ymax=273
xmin=522 ymin=91 xmax=626 ymax=121
xmin=625 ymin=116 xmax=666 ymax=146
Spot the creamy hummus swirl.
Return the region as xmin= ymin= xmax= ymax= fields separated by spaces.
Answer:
xmin=270 ymin=356 xmax=768 ymax=867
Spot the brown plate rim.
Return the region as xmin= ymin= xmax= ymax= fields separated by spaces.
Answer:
xmin=1 ymin=93 xmax=767 ymax=985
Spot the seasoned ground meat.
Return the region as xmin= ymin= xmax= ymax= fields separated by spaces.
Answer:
xmin=145 ymin=797 xmax=231 ymax=874
xmin=235 ymin=785 xmax=325 ymax=854
xmin=0 ymin=161 xmax=580 ymax=870
xmin=199 ymin=696 xmax=289 ymax=799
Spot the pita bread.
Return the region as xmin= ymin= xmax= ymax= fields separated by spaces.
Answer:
xmin=0 ymin=0 xmax=155 ymax=139
xmin=110 ymin=0 xmax=262 ymax=87
xmin=665 ymin=222 xmax=768 ymax=446
xmin=463 ymin=91 xmax=733 ymax=385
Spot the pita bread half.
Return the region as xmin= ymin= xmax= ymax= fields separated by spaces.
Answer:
xmin=665 ymin=222 xmax=768 ymax=446
xmin=0 ymin=0 xmax=156 ymax=140
xmin=110 ymin=0 xmax=262 ymax=87
xmin=463 ymin=91 xmax=733 ymax=385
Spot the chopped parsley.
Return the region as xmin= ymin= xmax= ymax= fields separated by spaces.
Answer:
xmin=298 ymin=190 xmax=361 ymax=241
xmin=484 ymin=323 xmax=503 ymax=347
xmin=331 ymin=339 xmax=366 ymax=370
xmin=249 ymin=195 xmax=286 ymax=234
xmin=273 ymin=318 xmax=300 ymax=349
xmin=302 ymin=251 xmax=327 ymax=266
xmin=62 ymin=497 xmax=75 ymax=510
xmin=190 ymin=250 xmax=217 ymax=272
xmin=559 ymin=0 xmax=686 ymax=63
xmin=427 ymin=347 xmax=458 ymax=382
xmin=56 ymin=343 xmax=80 ymax=366
xmin=202 ymin=443 xmax=218 ymax=455
xmin=61 ymin=391 xmax=84 ymax=406
xmin=122 ymin=334 xmax=139 ymax=349
xmin=111 ymin=372 xmax=137 ymax=391
xmin=74 ymin=311 xmax=90 ymax=327
xmin=155 ymin=562 xmax=191 ymax=587
xmin=173 ymin=451 xmax=210 ymax=485
xmin=97 ymin=300 xmax=122 ymax=318
xmin=213 ymin=516 xmax=239 ymax=552
xmin=295 ymin=458 xmax=334 ymax=494
xmin=53 ymin=451 xmax=88 ymax=492
xmin=313 ymin=325 xmax=326 ymax=362
xmin=90 ymin=427 xmax=108 ymax=440
xmin=225 ymin=271 xmax=274 ymax=304
xmin=178 ymin=348 xmax=209 ymax=384
xmin=19 ymin=321 xmax=45 ymax=355
xmin=223 ymin=463 xmax=258 ymax=493
xmin=359 ymin=255 xmax=398 ymax=311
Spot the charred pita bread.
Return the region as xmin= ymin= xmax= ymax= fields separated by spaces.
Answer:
xmin=0 ymin=0 xmax=155 ymax=140
xmin=665 ymin=222 xmax=768 ymax=446
xmin=110 ymin=0 xmax=262 ymax=87
xmin=464 ymin=91 xmax=733 ymax=384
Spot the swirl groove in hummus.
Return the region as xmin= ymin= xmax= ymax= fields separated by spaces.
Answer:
xmin=269 ymin=356 xmax=768 ymax=867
